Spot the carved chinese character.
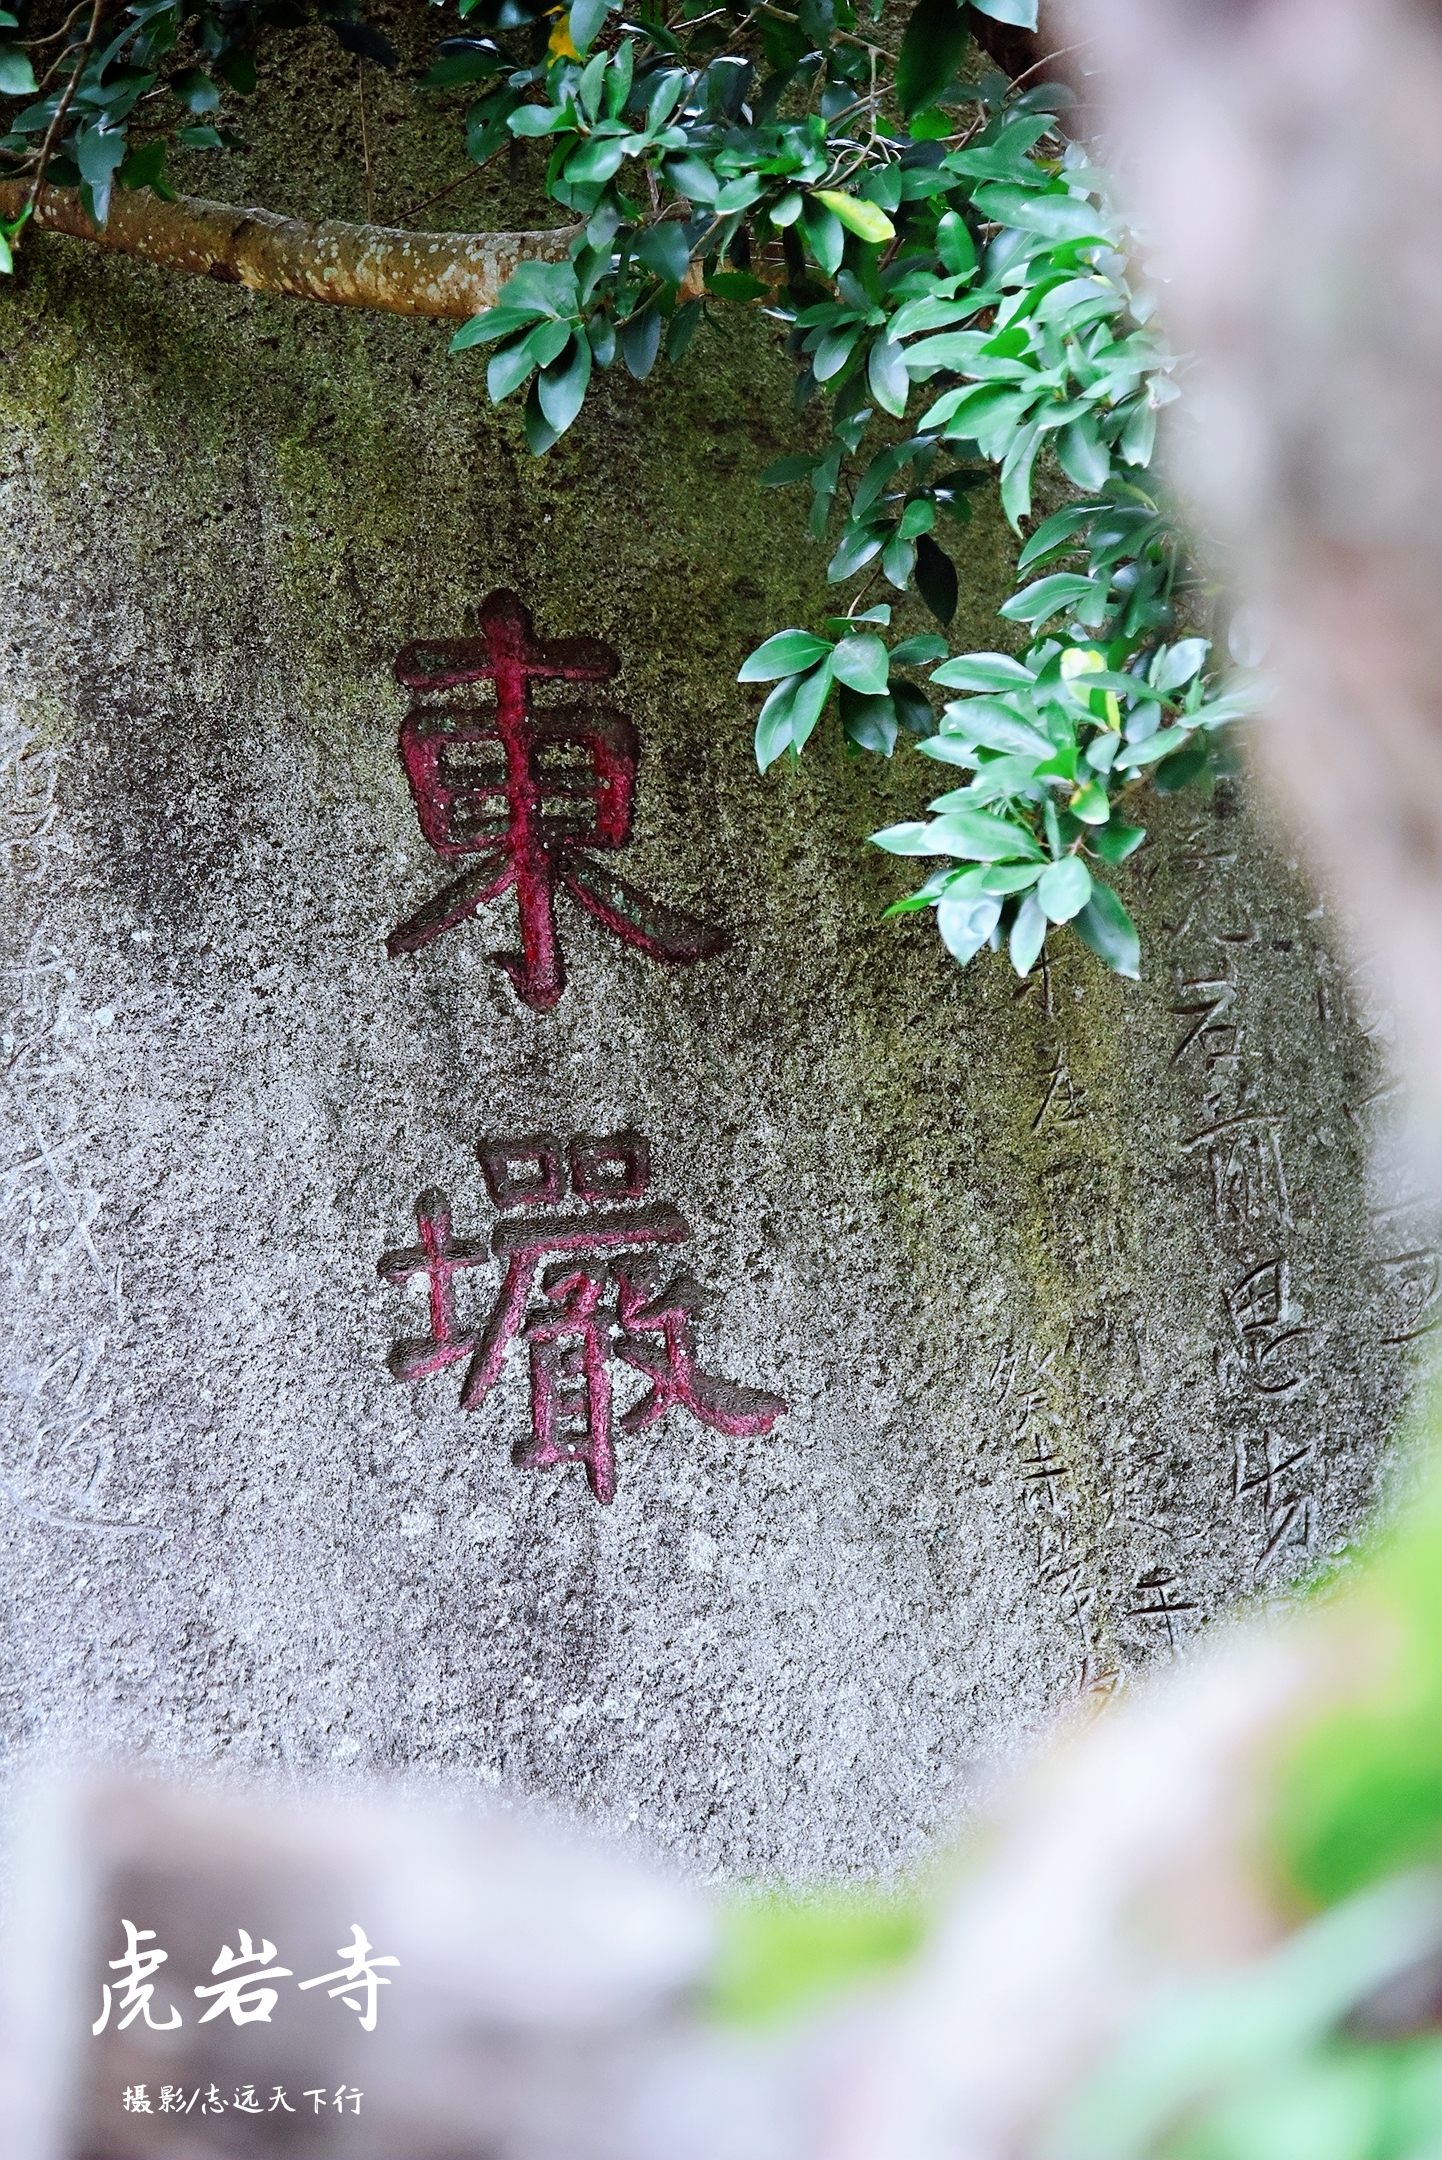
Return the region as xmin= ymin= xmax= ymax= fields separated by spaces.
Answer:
xmin=379 ymin=1132 xmax=786 ymax=1504
xmin=1233 ymin=1427 xmax=1315 ymax=1576
xmin=1183 ymin=1109 xmax=1292 ymax=1230
xmin=387 ymin=591 xmax=727 ymax=1010
xmin=1220 ymin=1257 xmax=1313 ymax=1400
xmin=1126 ymin=1570 xmax=1197 ymax=1655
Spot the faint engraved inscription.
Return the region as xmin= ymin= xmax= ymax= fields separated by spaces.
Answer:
xmin=1163 ymin=818 xmax=1319 ymax=1582
xmin=1233 ymin=1429 xmax=1315 ymax=1579
xmin=378 ymin=1132 xmax=786 ymax=1505
xmin=990 ymin=1344 xmax=1101 ymax=1669
xmin=1126 ymin=1570 xmax=1197 ymax=1655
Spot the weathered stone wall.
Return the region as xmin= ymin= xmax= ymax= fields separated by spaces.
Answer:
xmin=0 ymin=32 xmax=1423 ymax=1880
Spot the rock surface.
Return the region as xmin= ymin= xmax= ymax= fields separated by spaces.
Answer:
xmin=0 ymin=37 xmax=1425 ymax=1881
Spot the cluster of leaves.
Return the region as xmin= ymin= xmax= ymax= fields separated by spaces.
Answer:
xmin=747 ymin=618 xmax=1252 ymax=978
xmin=435 ymin=0 xmax=1258 ymax=988
xmin=0 ymin=0 xmax=394 ymax=244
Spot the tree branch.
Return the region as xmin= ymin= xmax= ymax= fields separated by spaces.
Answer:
xmin=0 ymin=179 xmax=578 ymax=318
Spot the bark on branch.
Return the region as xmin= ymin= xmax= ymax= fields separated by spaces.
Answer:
xmin=0 ymin=179 xmax=577 ymax=318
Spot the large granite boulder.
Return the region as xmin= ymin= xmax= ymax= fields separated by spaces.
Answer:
xmin=0 ymin=54 xmax=1423 ymax=1878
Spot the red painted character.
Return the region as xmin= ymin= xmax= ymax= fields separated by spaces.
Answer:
xmin=387 ymin=589 xmax=727 ymax=1010
xmin=378 ymin=1132 xmax=786 ymax=1505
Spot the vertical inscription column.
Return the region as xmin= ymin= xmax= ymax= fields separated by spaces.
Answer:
xmin=1163 ymin=819 xmax=1319 ymax=1592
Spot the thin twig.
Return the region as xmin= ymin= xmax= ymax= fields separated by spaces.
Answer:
xmin=395 ymin=162 xmax=488 ymax=224
xmin=750 ymin=0 xmax=894 ymax=64
xmin=358 ymin=56 xmax=375 ymax=223
xmin=27 ymin=0 xmax=105 ymax=212
xmin=23 ymin=1 xmax=92 ymax=50
xmin=1005 ymin=38 xmax=1096 ymax=94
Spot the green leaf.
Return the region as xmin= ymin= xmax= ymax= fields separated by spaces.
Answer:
xmin=868 ymin=338 xmax=909 ymax=418
xmin=897 ymin=498 xmax=936 ymax=542
xmin=1119 ymin=397 xmax=1157 ymax=466
xmin=802 ymin=198 xmax=844 ymax=277
xmin=565 ymin=132 xmax=628 ymax=184
xmin=760 ymin=455 xmax=815 ymax=488
xmin=708 ymin=269 xmax=769 ymax=302
xmin=927 ymin=808 xmax=1043 ymax=861
xmin=755 ymin=674 xmax=801 ymax=771
xmin=666 ymin=152 xmax=718 ymax=204
xmin=1009 ymin=891 xmax=1046 ymax=976
xmin=488 ymin=333 xmax=541 ymax=402
xmin=568 ymin=0 xmax=609 ymax=54
xmin=1153 ymin=737 xmax=1209 ymax=793
xmin=418 ymin=42 xmax=505 ymax=88
xmin=76 ymin=122 xmax=125 ymax=220
xmin=974 ymin=861 xmax=1044 ymax=894
xmin=890 ymin=634 xmax=948 ymax=667
xmin=450 ymin=303 xmax=545 ymax=352
xmin=938 ymin=698 xmax=1051 ymax=759
xmin=937 ymin=892 xmax=1001 ymax=964
xmin=999 ymin=420 xmax=1043 ymax=530
xmin=1113 ymin=725 xmax=1191 ymax=768
xmin=666 ymin=297 xmax=701 ymax=361
xmin=935 ymin=210 xmax=977 ymax=278
xmin=0 ymin=228 xmax=11 ymax=275
xmin=217 ymin=45 xmax=258 ymax=96
xmin=536 ymin=331 xmax=592 ymax=434
xmin=999 ymin=573 xmax=1099 ymax=625
xmin=523 ymin=376 xmax=559 ymax=455
xmin=892 ymin=680 xmax=934 ymax=736
xmin=0 ymin=45 xmax=37 ymax=96
xmin=620 ymin=301 xmax=662 ymax=378
xmin=1151 ymin=636 xmax=1210 ymax=692
xmin=815 ymin=190 xmax=895 ymax=244
xmin=589 ymin=311 xmax=618 ymax=366
xmin=1037 ymin=855 xmax=1093 ymax=923
xmin=883 ymin=534 xmax=916 ymax=590
xmin=1090 ymin=821 xmax=1145 ymax=862
xmin=175 ymin=123 xmax=226 ymax=149
xmin=971 ymin=183 xmax=1107 ymax=244
xmin=840 ymin=689 xmax=897 ymax=755
xmin=1017 ymin=503 xmax=1100 ymax=571
xmin=788 ymin=656 xmax=836 ymax=751
xmin=119 ymin=138 xmax=168 ymax=192
xmin=635 ymin=221 xmax=690 ymax=285
xmin=915 ymin=533 xmax=958 ymax=625
xmin=1072 ymin=881 xmax=1140 ymax=977
xmin=510 ymin=100 xmax=567 ymax=136
xmin=971 ymin=0 xmax=1036 ymax=24
xmin=1056 ymin=415 xmax=1111 ymax=493
xmin=828 ymin=526 xmax=884 ymax=582
xmin=498 ymin=259 xmax=581 ymax=318
xmin=170 ymin=66 xmax=221 ymax=113
xmin=895 ymin=0 xmax=971 ymax=118
xmin=1070 ymin=780 xmax=1110 ymax=825
xmin=739 ymin=631 xmax=834 ymax=683
xmin=832 ymin=634 xmax=890 ymax=697
xmin=932 ymin=652 xmax=1034 ymax=691
xmin=871 ymin=821 xmax=948 ymax=856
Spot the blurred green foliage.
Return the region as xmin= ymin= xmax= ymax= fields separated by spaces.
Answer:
xmin=1046 ymin=1438 xmax=1442 ymax=2160
xmin=709 ymin=1884 xmax=927 ymax=2025
xmin=1271 ymin=1474 xmax=1442 ymax=1912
